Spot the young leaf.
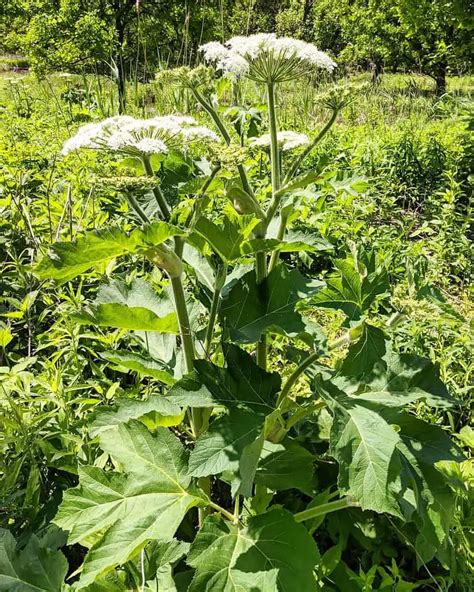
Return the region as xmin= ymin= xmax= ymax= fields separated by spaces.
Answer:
xmin=187 ymin=508 xmax=319 ymax=592
xmin=221 ymin=264 xmax=322 ymax=343
xmin=55 ymin=422 xmax=203 ymax=588
xmin=313 ymin=253 xmax=388 ymax=320
xmin=35 ymin=222 xmax=184 ymax=281
xmin=0 ymin=528 xmax=68 ymax=592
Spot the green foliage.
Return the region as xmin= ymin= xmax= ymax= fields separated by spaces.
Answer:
xmin=0 ymin=51 xmax=472 ymax=592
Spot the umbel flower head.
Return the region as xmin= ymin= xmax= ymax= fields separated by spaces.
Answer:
xmin=62 ymin=114 xmax=219 ymax=157
xmin=200 ymin=34 xmax=336 ymax=83
xmin=250 ymin=131 xmax=310 ymax=152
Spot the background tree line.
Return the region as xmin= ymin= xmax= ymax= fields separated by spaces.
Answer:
xmin=0 ymin=0 xmax=472 ymax=99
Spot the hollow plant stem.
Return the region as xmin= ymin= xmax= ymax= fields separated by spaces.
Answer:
xmin=294 ymin=497 xmax=356 ymax=523
xmin=141 ymin=155 xmax=171 ymax=219
xmin=267 ymin=82 xmax=281 ymax=195
xmin=267 ymin=210 xmax=289 ymax=273
xmin=191 ymin=87 xmax=253 ymax=197
xmin=204 ymin=263 xmax=228 ymax=356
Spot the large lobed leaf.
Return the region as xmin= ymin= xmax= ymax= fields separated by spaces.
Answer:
xmin=55 ymin=421 xmax=203 ymax=588
xmin=35 ymin=222 xmax=184 ymax=282
xmin=0 ymin=528 xmax=68 ymax=592
xmin=221 ymin=263 xmax=322 ymax=343
xmin=187 ymin=508 xmax=319 ymax=592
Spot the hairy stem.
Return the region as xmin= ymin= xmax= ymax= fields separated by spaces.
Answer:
xmin=255 ymin=250 xmax=268 ymax=369
xmin=267 ymin=210 xmax=289 ymax=273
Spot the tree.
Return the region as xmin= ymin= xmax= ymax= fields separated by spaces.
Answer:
xmin=397 ymin=0 xmax=474 ymax=94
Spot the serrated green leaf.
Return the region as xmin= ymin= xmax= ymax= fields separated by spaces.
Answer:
xmin=90 ymin=395 xmax=184 ymax=436
xmin=313 ymin=254 xmax=388 ymax=320
xmin=187 ymin=508 xmax=319 ymax=592
xmin=55 ymin=422 xmax=203 ymax=587
xmin=221 ymin=263 xmax=322 ymax=343
xmin=0 ymin=528 xmax=68 ymax=592
xmin=75 ymin=304 xmax=178 ymax=332
xmin=35 ymin=222 xmax=184 ymax=281
xmin=325 ymin=385 xmax=402 ymax=515
xmin=188 ymin=409 xmax=263 ymax=478
xmin=101 ymin=351 xmax=176 ymax=384
xmin=255 ymin=439 xmax=315 ymax=494
xmin=168 ymin=345 xmax=280 ymax=414
xmin=337 ymin=327 xmax=456 ymax=408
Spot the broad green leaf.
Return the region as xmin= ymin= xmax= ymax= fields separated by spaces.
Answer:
xmin=221 ymin=263 xmax=322 ymax=343
xmin=187 ymin=508 xmax=319 ymax=592
xmin=55 ymin=422 xmax=203 ymax=587
xmin=77 ymin=278 xmax=179 ymax=332
xmin=319 ymin=376 xmax=463 ymax=548
xmin=101 ymin=351 xmax=176 ymax=384
xmin=255 ymin=439 xmax=315 ymax=494
xmin=318 ymin=378 xmax=402 ymax=515
xmin=90 ymin=395 xmax=184 ymax=436
xmin=381 ymin=410 xmax=463 ymax=561
xmin=75 ymin=304 xmax=178 ymax=332
xmin=0 ymin=528 xmax=68 ymax=592
xmin=313 ymin=253 xmax=388 ymax=320
xmin=191 ymin=214 xmax=260 ymax=262
xmin=168 ymin=345 xmax=280 ymax=414
xmin=188 ymin=409 xmax=263 ymax=478
xmin=339 ymin=323 xmax=386 ymax=378
xmin=35 ymin=222 xmax=184 ymax=281
xmin=337 ymin=326 xmax=456 ymax=408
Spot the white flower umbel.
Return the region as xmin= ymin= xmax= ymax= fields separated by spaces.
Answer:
xmin=62 ymin=114 xmax=219 ymax=157
xmin=200 ymin=33 xmax=336 ymax=83
xmin=251 ymin=131 xmax=310 ymax=152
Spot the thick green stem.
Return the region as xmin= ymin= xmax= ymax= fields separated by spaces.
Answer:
xmin=267 ymin=82 xmax=281 ymax=195
xmin=267 ymin=210 xmax=289 ymax=273
xmin=170 ymin=276 xmax=195 ymax=374
xmin=125 ymin=192 xmax=150 ymax=224
xmin=142 ymin=155 xmax=171 ymax=219
xmin=294 ymin=497 xmax=356 ymax=523
xmin=204 ymin=263 xmax=228 ymax=356
xmin=191 ymin=87 xmax=253 ymax=197
xmin=276 ymin=332 xmax=353 ymax=410
xmin=255 ymin=250 xmax=268 ymax=369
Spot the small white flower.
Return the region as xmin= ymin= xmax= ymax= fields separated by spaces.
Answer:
xmin=200 ymin=34 xmax=336 ymax=82
xmin=251 ymin=131 xmax=310 ymax=151
xmin=62 ymin=114 xmax=218 ymax=156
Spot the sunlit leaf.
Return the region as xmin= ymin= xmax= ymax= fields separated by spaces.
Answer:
xmin=55 ymin=422 xmax=203 ymax=587
xmin=221 ymin=263 xmax=322 ymax=343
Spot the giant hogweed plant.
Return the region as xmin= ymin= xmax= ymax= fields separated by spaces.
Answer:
xmin=1 ymin=35 xmax=465 ymax=590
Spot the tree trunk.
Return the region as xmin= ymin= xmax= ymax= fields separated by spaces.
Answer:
xmin=302 ymin=0 xmax=313 ymax=39
xmin=370 ymin=61 xmax=382 ymax=85
xmin=434 ymin=65 xmax=447 ymax=96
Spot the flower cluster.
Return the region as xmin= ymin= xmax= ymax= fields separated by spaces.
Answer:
xmin=250 ymin=131 xmax=310 ymax=152
xmin=62 ymin=115 xmax=219 ymax=157
xmin=200 ymin=34 xmax=336 ymax=83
